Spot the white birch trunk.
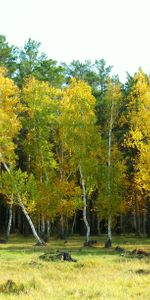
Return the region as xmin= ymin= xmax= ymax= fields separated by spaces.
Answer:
xmin=71 ymin=213 xmax=76 ymax=234
xmin=6 ymin=204 xmax=13 ymax=238
xmin=107 ymin=99 xmax=114 ymax=243
xmin=59 ymin=147 xmax=65 ymax=239
xmin=60 ymin=214 xmax=65 ymax=239
xmin=46 ymin=219 xmax=51 ymax=237
xmin=108 ymin=215 xmax=112 ymax=241
xmin=18 ymin=198 xmax=44 ymax=245
xmin=41 ymin=215 xmax=45 ymax=234
xmin=0 ymin=153 xmax=44 ymax=245
xmin=79 ymin=165 xmax=90 ymax=243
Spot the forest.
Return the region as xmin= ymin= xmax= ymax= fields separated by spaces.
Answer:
xmin=0 ymin=34 xmax=150 ymax=246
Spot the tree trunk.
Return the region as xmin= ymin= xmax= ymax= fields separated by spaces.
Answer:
xmin=120 ymin=214 xmax=123 ymax=233
xmin=143 ymin=214 xmax=146 ymax=236
xmin=0 ymin=154 xmax=44 ymax=245
xmin=38 ymin=216 xmax=41 ymax=234
xmin=108 ymin=215 xmax=112 ymax=240
xmin=135 ymin=191 xmax=140 ymax=236
xmin=41 ymin=215 xmax=45 ymax=235
xmin=17 ymin=209 xmax=22 ymax=232
xmin=71 ymin=213 xmax=76 ymax=234
xmin=79 ymin=165 xmax=90 ymax=243
xmin=12 ymin=209 xmax=16 ymax=230
xmin=18 ymin=198 xmax=44 ymax=244
xmin=97 ymin=214 xmax=101 ymax=236
xmin=105 ymin=216 xmax=112 ymax=248
xmin=46 ymin=219 xmax=51 ymax=237
xmin=6 ymin=204 xmax=13 ymax=238
xmin=106 ymin=99 xmax=114 ymax=245
xmin=147 ymin=198 xmax=150 ymax=237
xmin=60 ymin=215 xmax=65 ymax=239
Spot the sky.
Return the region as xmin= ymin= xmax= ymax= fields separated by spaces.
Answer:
xmin=0 ymin=0 xmax=150 ymax=82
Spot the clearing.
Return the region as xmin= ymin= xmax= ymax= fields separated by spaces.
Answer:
xmin=0 ymin=235 xmax=150 ymax=299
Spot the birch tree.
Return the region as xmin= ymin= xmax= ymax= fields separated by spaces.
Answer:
xmin=0 ymin=68 xmax=43 ymax=244
xmin=59 ymin=78 xmax=100 ymax=242
xmin=98 ymin=80 xmax=125 ymax=247
xmin=21 ymin=77 xmax=62 ymax=233
xmin=123 ymin=69 xmax=150 ymax=235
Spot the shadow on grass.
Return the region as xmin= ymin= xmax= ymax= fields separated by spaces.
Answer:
xmin=0 ymin=234 xmax=150 ymax=257
xmin=0 ymin=245 xmax=122 ymax=258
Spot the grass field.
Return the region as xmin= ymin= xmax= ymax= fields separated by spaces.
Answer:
xmin=0 ymin=235 xmax=150 ymax=299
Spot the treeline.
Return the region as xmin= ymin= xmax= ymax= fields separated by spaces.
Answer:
xmin=0 ymin=35 xmax=149 ymax=245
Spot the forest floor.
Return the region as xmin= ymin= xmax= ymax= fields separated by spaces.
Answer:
xmin=0 ymin=235 xmax=150 ymax=299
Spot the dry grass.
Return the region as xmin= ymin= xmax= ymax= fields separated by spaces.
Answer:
xmin=0 ymin=235 xmax=150 ymax=299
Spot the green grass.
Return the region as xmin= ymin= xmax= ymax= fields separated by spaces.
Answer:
xmin=0 ymin=235 xmax=150 ymax=299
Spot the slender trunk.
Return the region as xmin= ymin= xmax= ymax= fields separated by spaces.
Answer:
xmin=108 ymin=215 xmax=112 ymax=240
xmin=97 ymin=214 xmax=101 ymax=236
xmin=91 ymin=212 xmax=95 ymax=234
xmin=18 ymin=198 xmax=44 ymax=244
xmin=120 ymin=214 xmax=123 ymax=233
xmin=60 ymin=215 xmax=65 ymax=239
xmin=6 ymin=204 xmax=13 ymax=238
xmin=59 ymin=147 xmax=65 ymax=240
xmin=143 ymin=214 xmax=146 ymax=236
xmin=135 ymin=191 xmax=140 ymax=236
xmin=133 ymin=213 xmax=136 ymax=232
xmin=147 ymin=198 xmax=150 ymax=237
xmin=46 ymin=219 xmax=51 ymax=237
xmin=79 ymin=165 xmax=90 ymax=243
xmin=38 ymin=216 xmax=41 ymax=235
xmin=66 ymin=218 xmax=68 ymax=238
xmin=13 ymin=209 xmax=16 ymax=229
xmin=17 ymin=209 xmax=22 ymax=231
xmin=105 ymin=215 xmax=112 ymax=248
xmin=0 ymin=153 xmax=44 ymax=245
xmin=41 ymin=215 xmax=45 ymax=235
xmin=71 ymin=213 xmax=76 ymax=234
xmin=106 ymin=99 xmax=114 ymax=245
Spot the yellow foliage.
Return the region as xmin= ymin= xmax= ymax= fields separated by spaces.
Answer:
xmin=59 ymin=78 xmax=100 ymax=168
xmin=124 ymin=69 xmax=150 ymax=199
xmin=0 ymin=67 xmax=21 ymax=162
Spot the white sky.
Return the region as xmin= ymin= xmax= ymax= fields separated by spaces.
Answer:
xmin=0 ymin=0 xmax=150 ymax=82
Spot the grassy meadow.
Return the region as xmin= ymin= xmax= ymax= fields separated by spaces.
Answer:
xmin=0 ymin=235 xmax=150 ymax=299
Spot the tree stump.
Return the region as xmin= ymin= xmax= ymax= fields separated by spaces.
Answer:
xmin=105 ymin=238 xmax=112 ymax=248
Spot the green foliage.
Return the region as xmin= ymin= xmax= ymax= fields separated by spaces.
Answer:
xmin=16 ymin=38 xmax=44 ymax=86
xmin=15 ymin=38 xmax=65 ymax=87
xmin=22 ymin=77 xmax=60 ymax=178
xmin=96 ymin=146 xmax=126 ymax=218
xmin=95 ymin=80 xmax=126 ymax=221
xmin=0 ymin=35 xmax=17 ymax=77
xmin=1 ymin=169 xmax=38 ymax=213
xmin=0 ymin=34 xmax=149 ymax=238
xmin=35 ymin=59 xmax=65 ymax=87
